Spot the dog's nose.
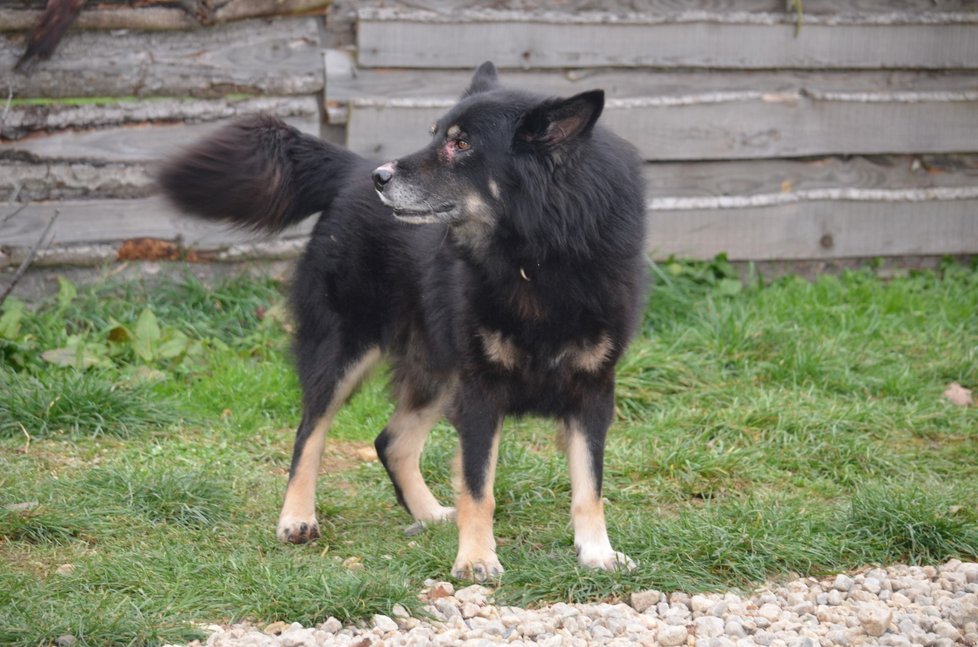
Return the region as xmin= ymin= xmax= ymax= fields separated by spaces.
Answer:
xmin=372 ymin=163 xmax=395 ymax=191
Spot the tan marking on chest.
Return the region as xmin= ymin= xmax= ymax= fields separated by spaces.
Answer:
xmin=478 ymin=329 xmax=520 ymax=370
xmin=566 ymin=334 xmax=614 ymax=373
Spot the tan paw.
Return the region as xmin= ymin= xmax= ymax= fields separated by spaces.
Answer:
xmin=451 ymin=553 xmax=504 ymax=582
xmin=276 ymin=515 xmax=320 ymax=544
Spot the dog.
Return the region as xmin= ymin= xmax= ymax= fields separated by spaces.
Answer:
xmin=159 ymin=62 xmax=648 ymax=581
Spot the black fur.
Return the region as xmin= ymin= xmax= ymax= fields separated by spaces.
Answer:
xmin=161 ymin=62 xmax=647 ymax=565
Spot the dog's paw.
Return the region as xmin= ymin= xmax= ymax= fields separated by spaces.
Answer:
xmin=451 ymin=554 xmax=504 ymax=583
xmin=404 ymin=507 xmax=457 ymax=537
xmin=420 ymin=505 xmax=456 ymax=524
xmin=276 ymin=516 xmax=321 ymax=544
xmin=577 ymin=548 xmax=636 ymax=572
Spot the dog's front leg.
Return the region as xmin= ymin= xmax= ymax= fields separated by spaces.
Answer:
xmin=448 ymin=387 xmax=504 ymax=582
xmin=564 ymin=388 xmax=636 ymax=571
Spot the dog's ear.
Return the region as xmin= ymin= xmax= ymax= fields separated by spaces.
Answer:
xmin=464 ymin=61 xmax=499 ymax=96
xmin=516 ymin=90 xmax=604 ymax=150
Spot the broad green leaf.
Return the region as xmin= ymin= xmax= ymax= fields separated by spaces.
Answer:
xmin=41 ymin=346 xmax=101 ymax=368
xmin=56 ymin=276 xmax=77 ymax=309
xmin=133 ymin=308 xmax=161 ymax=361
xmin=0 ymin=298 xmax=25 ymax=339
xmin=158 ymin=332 xmax=191 ymax=360
xmin=716 ymin=278 xmax=744 ymax=296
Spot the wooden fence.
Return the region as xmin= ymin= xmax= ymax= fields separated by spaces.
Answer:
xmin=1 ymin=0 xmax=977 ymax=269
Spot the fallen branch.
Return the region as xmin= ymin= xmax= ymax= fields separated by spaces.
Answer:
xmin=0 ymin=208 xmax=60 ymax=306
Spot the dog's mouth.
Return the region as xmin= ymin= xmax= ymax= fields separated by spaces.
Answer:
xmin=391 ymin=203 xmax=458 ymax=225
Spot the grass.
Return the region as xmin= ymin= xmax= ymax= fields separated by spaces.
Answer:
xmin=1 ymin=259 xmax=976 ymax=645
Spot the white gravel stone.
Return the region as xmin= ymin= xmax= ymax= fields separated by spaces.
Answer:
xmin=857 ymin=603 xmax=893 ymax=637
xmin=185 ymin=560 xmax=978 ymax=647
xmin=373 ymin=614 xmax=398 ymax=633
xmin=759 ymin=603 xmax=783 ymax=621
xmin=658 ymin=624 xmax=689 ymax=647
xmin=695 ymin=616 xmax=725 ymax=638
xmin=629 ymin=589 xmax=661 ymax=613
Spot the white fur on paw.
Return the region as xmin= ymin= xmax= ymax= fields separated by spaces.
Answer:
xmin=578 ymin=549 xmax=636 ymax=572
xmin=277 ymin=516 xmax=320 ymax=544
xmin=404 ymin=506 xmax=456 ymax=536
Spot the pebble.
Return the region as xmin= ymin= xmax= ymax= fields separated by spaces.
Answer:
xmin=658 ymin=624 xmax=689 ymax=646
xmin=196 ymin=560 xmax=978 ymax=647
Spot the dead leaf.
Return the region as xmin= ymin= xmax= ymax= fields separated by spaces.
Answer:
xmin=355 ymin=446 xmax=378 ymax=462
xmin=342 ymin=556 xmax=364 ymax=571
xmin=943 ymin=382 xmax=974 ymax=407
xmin=117 ymin=238 xmax=199 ymax=262
xmin=263 ymin=621 xmax=288 ymax=636
xmin=55 ymin=563 xmax=75 ymax=576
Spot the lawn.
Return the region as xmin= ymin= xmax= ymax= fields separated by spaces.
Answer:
xmin=1 ymin=258 xmax=976 ymax=646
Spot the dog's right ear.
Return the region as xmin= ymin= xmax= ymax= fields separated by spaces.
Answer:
xmin=463 ymin=61 xmax=499 ymax=97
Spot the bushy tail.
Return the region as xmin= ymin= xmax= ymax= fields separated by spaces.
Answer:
xmin=158 ymin=114 xmax=360 ymax=232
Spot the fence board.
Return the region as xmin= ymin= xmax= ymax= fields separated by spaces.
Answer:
xmin=1 ymin=112 xmax=319 ymax=164
xmin=337 ymin=69 xmax=978 ymax=160
xmin=357 ymin=6 xmax=978 ymax=69
xmin=0 ymin=17 xmax=324 ymax=98
xmin=2 ymin=96 xmax=320 ymax=140
xmin=646 ymin=199 xmax=978 ymax=260
xmin=0 ymin=197 xmax=314 ymax=249
xmin=0 ymin=0 xmax=331 ymax=30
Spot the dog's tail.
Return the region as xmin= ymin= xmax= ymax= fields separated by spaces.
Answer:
xmin=158 ymin=114 xmax=360 ymax=233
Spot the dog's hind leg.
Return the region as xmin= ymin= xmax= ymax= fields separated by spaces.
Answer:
xmin=374 ymin=387 xmax=455 ymax=526
xmin=563 ymin=389 xmax=636 ymax=571
xmin=277 ymin=345 xmax=382 ymax=544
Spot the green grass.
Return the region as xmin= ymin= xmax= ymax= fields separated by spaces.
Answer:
xmin=1 ymin=260 xmax=977 ymax=645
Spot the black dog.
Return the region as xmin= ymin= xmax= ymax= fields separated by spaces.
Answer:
xmin=160 ymin=62 xmax=647 ymax=581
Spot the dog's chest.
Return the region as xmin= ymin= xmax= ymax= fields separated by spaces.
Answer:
xmin=474 ymin=326 xmax=613 ymax=376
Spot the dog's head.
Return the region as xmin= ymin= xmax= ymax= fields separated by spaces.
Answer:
xmin=372 ymin=62 xmax=604 ymax=238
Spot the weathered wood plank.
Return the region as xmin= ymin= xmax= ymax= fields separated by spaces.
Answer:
xmin=0 ymin=197 xmax=314 ymax=248
xmin=356 ymin=6 xmax=978 ymax=69
xmin=0 ymin=0 xmax=330 ymax=31
xmin=0 ymin=111 xmax=320 ymax=163
xmin=5 ymin=154 xmax=974 ymax=203
xmin=645 ymin=199 xmax=978 ymax=260
xmin=0 ymin=17 xmax=324 ymax=98
xmin=1 ymin=96 xmax=319 ymax=140
xmin=643 ymin=155 xmax=978 ymax=197
xmin=335 ymin=68 xmax=978 ymax=160
xmin=3 ymin=156 xmax=976 ymax=262
xmin=0 ymin=161 xmax=153 ymax=201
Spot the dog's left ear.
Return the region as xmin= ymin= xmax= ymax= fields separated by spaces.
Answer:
xmin=464 ymin=61 xmax=499 ymax=96
xmin=517 ymin=90 xmax=604 ymax=150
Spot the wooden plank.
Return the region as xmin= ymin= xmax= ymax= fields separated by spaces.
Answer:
xmin=645 ymin=198 xmax=978 ymax=261
xmin=2 ymin=96 xmax=319 ymax=140
xmin=0 ymin=161 xmax=153 ymax=201
xmin=3 ymin=156 xmax=976 ymax=262
xmin=642 ymin=155 xmax=978 ymax=197
xmin=0 ymin=197 xmax=314 ymax=248
xmin=356 ymin=6 xmax=978 ymax=70
xmin=335 ymin=69 xmax=978 ymax=160
xmin=1 ymin=112 xmax=320 ymax=163
xmin=0 ymin=17 xmax=324 ymax=98
xmin=0 ymin=0 xmax=330 ymax=31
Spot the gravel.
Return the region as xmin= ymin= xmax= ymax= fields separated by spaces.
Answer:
xmin=180 ymin=560 xmax=978 ymax=647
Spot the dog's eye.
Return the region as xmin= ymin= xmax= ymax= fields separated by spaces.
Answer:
xmin=456 ymin=139 xmax=471 ymax=151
